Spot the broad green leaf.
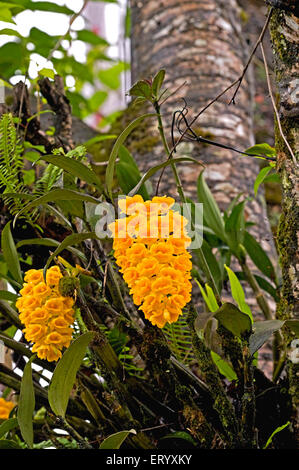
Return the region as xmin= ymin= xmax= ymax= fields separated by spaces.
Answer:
xmin=99 ymin=429 xmax=136 ymax=449
xmin=197 ymin=172 xmax=226 ymax=242
xmin=211 ymin=351 xmax=237 ymax=381
xmin=214 ymin=302 xmax=252 ymax=338
xmin=17 ymin=355 xmax=35 ymax=448
xmin=38 ymin=68 xmax=55 ymax=79
xmin=105 ymin=113 xmax=156 ymax=199
xmin=249 ymin=320 xmax=284 ymax=356
xmin=0 ymin=418 xmax=18 ymax=439
xmin=264 ymin=422 xmax=290 ymax=449
xmin=48 ymin=332 xmax=94 ymax=417
xmin=14 ymin=189 xmax=100 ymax=224
xmin=1 ymin=222 xmax=22 ymax=285
xmin=43 ymin=232 xmax=96 ymax=274
xmin=128 ymin=80 xmax=152 ymax=100
xmin=152 ymin=69 xmax=165 ymax=98
xmin=39 ymin=155 xmax=104 ymax=191
xmin=129 ymin=156 xmax=203 ymax=197
xmin=243 ymin=231 xmax=276 ymax=283
xmin=244 ymin=143 xmax=276 ymax=159
xmin=225 ymin=265 xmax=253 ymax=323
xmin=236 ymin=271 xmax=278 ymax=302
xmin=254 ymin=166 xmax=272 ymax=196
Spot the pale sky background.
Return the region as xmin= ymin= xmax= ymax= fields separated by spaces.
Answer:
xmin=0 ymin=0 xmax=129 ymax=119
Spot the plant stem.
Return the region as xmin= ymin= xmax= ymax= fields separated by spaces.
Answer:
xmin=154 ymin=101 xmax=221 ymax=302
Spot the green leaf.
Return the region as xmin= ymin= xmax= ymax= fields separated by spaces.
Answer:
xmin=243 ymin=231 xmax=276 ymax=283
xmin=285 ymin=320 xmax=299 ymax=337
xmin=224 ymin=201 xmax=246 ymax=253
xmin=224 ymin=265 xmax=253 ymax=323
xmin=48 ymin=332 xmax=94 ymax=418
xmin=263 ymin=422 xmax=290 ymax=449
xmin=106 ymin=113 xmax=156 ymax=199
xmin=76 ymin=30 xmax=108 ymax=46
xmin=0 ymin=418 xmax=18 ymax=439
xmin=98 ymin=62 xmax=129 ymax=90
xmin=99 ymin=429 xmax=136 ymax=449
xmin=0 ymin=439 xmax=21 ymax=449
xmin=160 ymin=431 xmax=196 ymax=447
xmin=214 ymin=302 xmax=252 ymax=338
xmin=254 ymin=166 xmax=272 ymax=196
xmin=1 ymin=222 xmax=22 ymax=285
xmin=249 ymin=320 xmax=284 ymax=356
xmin=16 ymin=238 xmax=86 ymax=261
xmin=116 ymin=146 xmax=150 ymax=200
xmin=38 ymin=68 xmax=55 ymax=79
xmin=211 ymin=351 xmax=237 ymax=381
xmin=152 ymin=69 xmax=165 ymax=98
xmin=43 ymin=232 xmax=96 ymax=275
xmin=39 ymin=155 xmax=104 ymax=191
xmin=196 ymin=280 xmax=219 ymax=312
xmin=14 ymin=189 xmax=100 ymax=224
xmin=17 ymin=355 xmax=35 ymax=448
xmin=244 ymin=143 xmax=276 ymax=159
xmin=0 ymin=290 xmax=17 ymax=302
xmin=197 ymin=172 xmax=226 ymax=242
xmin=128 ymin=80 xmax=152 ymax=100
xmin=129 ymin=156 xmax=203 ymax=197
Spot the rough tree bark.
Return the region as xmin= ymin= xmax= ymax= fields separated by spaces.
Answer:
xmin=269 ymin=0 xmax=299 ymax=440
xmin=129 ymin=0 xmax=274 ymax=255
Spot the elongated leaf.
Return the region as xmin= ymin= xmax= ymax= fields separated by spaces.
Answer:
xmin=214 ymin=302 xmax=252 ymax=338
xmin=1 ymin=221 xmax=22 ymax=284
xmin=225 ymin=201 xmax=245 ymax=253
xmin=244 ymin=143 xmax=276 ymax=159
xmin=197 ymin=172 xmax=226 ymax=241
xmin=129 ymin=156 xmax=203 ymax=197
xmin=43 ymin=232 xmax=96 ymax=275
xmin=39 ymin=155 xmax=104 ymax=191
xmin=17 ymin=355 xmax=35 ymax=448
xmin=14 ymin=189 xmax=100 ymax=224
xmin=16 ymin=238 xmax=86 ymax=261
xmin=249 ymin=320 xmax=284 ymax=356
xmin=152 ymin=69 xmax=165 ymax=97
xmin=48 ymin=332 xmax=94 ymax=418
xmin=244 ymin=231 xmax=276 ymax=283
xmin=0 ymin=439 xmax=21 ymax=449
xmin=99 ymin=429 xmax=136 ymax=449
xmin=0 ymin=290 xmax=17 ymax=302
xmin=0 ymin=418 xmax=18 ymax=439
xmin=211 ymin=351 xmax=237 ymax=381
xmin=264 ymin=422 xmax=290 ymax=449
xmin=254 ymin=166 xmax=272 ymax=196
xmin=225 ymin=265 xmax=253 ymax=323
xmin=160 ymin=431 xmax=196 ymax=447
xmin=116 ymin=146 xmax=149 ymax=199
xmin=106 ymin=113 xmax=156 ymax=199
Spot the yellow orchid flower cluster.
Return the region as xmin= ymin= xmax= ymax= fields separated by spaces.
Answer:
xmin=109 ymin=195 xmax=192 ymax=328
xmin=16 ymin=266 xmax=75 ymax=362
xmin=0 ymin=397 xmax=15 ymax=420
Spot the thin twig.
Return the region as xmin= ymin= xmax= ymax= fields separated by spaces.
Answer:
xmin=260 ymin=42 xmax=297 ymax=167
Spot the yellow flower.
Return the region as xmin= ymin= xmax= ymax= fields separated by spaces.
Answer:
xmin=0 ymin=398 xmax=15 ymax=420
xmin=16 ymin=267 xmax=75 ymax=362
xmin=111 ymin=196 xmax=193 ymax=328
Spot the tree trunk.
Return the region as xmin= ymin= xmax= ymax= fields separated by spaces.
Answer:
xmin=130 ymin=0 xmax=274 ymax=254
xmin=269 ymin=0 xmax=299 ymax=440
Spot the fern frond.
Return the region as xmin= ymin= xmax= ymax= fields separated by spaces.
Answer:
xmin=163 ymin=313 xmax=194 ymax=365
